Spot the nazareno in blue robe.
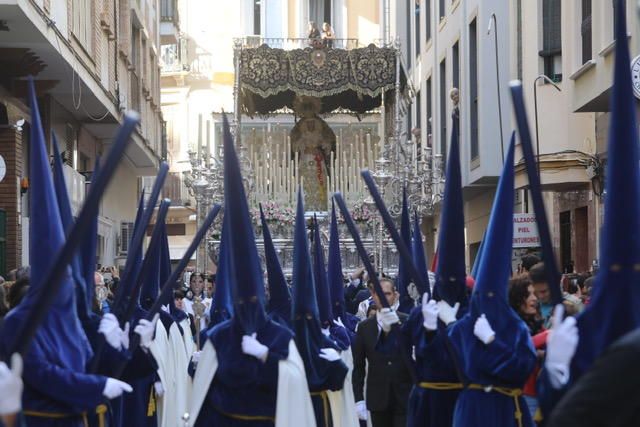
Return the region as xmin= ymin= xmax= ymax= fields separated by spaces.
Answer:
xmin=117 ymin=307 xmax=161 ymax=427
xmin=194 ymin=318 xmax=293 ymax=427
xmin=447 ymin=311 xmax=536 ymax=427
xmin=404 ymin=306 xmax=463 ymax=427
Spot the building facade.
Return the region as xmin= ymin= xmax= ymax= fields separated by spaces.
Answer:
xmin=399 ymin=0 xmax=638 ymax=274
xmin=0 ymin=0 xmax=164 ymax=274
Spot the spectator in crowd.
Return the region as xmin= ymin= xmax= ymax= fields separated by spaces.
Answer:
xmin=174 ymin=289 xmax=196 ymax=338
xmin=529 ymin=262 xmax=554 ymax=328
xmin=7 ymin=277 xmax=29 ymax=310
xmin=509 ymin=274 xmax=549 ymax=421
xmin=563 ymin=277 xmax=585 ymax=316
xmin=345 ymin=267 xmax=367 ymax=314
xmin=352 ymin=278 xmax=412 ymax=426
xmin=308 ymin=21 xmax=320 ymax=39
xmin=183 ymin=272 xmax=211 ymax=330
xmin=14 ymin=266 xmax=29 ymax=281
xmin=581 ymin=276 xmax=594 ymax=306
xmin=322 ymin=22 xmax=335 ymax=47
xmin=0 ymin=285 xmax=8 ymax=318
xmin=521 ymin=254 xmax=541 ymax=273
xmin=94 ymin=272 xmax=110 ymax=314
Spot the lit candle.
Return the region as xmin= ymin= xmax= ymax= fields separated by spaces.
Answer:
xmin=367 ymin=133 xmax=373 ymax=170
xmin=197 ymin=114 xmax=202 ymax=158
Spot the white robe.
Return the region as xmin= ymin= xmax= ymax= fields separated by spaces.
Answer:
xmin=326 ymin=348 xmax=360 ymax=427
xmin=150 ymin=320 xmax=192 ymax=427
xmin=189 ymin=339 xmax=316 ymax=427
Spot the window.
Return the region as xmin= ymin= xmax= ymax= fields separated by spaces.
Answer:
xmin=581 ymin=0 xmax=592 ymax=64
xmin=540 ymin=0 xmax=562 ymax=82
xmin=439 ymin=58 xmax=447 ymax=159
xmin=426 ymin=77 xmax=432 ymax=146
xmin=469 ymin=19 xmax=479 ymax=160
xmin=415 ymin=1 xmax=421 ymax=56
xmin=452 ymin=41 xmax=459 ymax=89
xmin=308 ymin=0 xmax=332 ymax=28
xmin=439 ymin=0 xmax=445 ymax=21
xmin=253 ymin=0 xmax=261 ymax=35
xmin=72 ymin=0 xmax=93 ymax=53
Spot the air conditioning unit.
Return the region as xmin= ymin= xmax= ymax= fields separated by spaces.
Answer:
xmin=119 ymin=221 xmax=135 ymax=254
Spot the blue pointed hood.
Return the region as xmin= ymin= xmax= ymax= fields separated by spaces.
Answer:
xmin=139 ymin=200 xmax=171 ymax=310
xmin=208 ymin=214 xmax=234 ymax=326
xmin=292 ymin=188 xmax=320 ymax=320
xmin=312 ymin=215 xmax=333 ymax=328
xmin=411 ymin=211 xmax=431 ymax=296
xmin=221 ymin=115 xmax=267 ymax=334
xmin=470 ymin=232 xmax=485 ymax=279
xmin=116 ymin=190 xmax=146 ymax=306
xmin=80 ymin=160 xmax=100 ymax=314
xmin=51 ymin=134 xmax=92 ymax=321
xmin=469 ymin=134 xmax=518 ymax=329
xmin=159 ymin=217 xmax=186 ymax=323
xmin=15 ymin=77 xmax=92 ymax=369
xmin=573 ymin=0 xmax=640 ymax=377
xmin=433 ymin=118 xmax=468 ymax=307
xmin=261 ymin=204 xmax=291 ymax=324
xmin=292 ymin=188 xmax=342 ymax=390
xmin=328 ymin=201 xmax=346 ymax=320
xmin=396 ymin=188 xmax=413 ymax=311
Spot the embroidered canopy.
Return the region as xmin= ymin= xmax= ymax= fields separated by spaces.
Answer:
xmin=239 ymin=44 xmax=404 ymax=116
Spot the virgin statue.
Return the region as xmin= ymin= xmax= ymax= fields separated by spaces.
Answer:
xmin=290 ymin=96 xmax=336 ymax=211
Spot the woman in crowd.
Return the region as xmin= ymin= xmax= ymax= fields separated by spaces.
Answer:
xmin=509 ymin=274 xmax=549 ymax=422
xmin=322 ymin=22 xmax=335 ymax=47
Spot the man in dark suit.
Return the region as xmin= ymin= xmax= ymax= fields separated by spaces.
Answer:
xmin=352 ymin=278 xmax=413 ymax=427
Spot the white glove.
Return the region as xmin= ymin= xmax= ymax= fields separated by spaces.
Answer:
xmin=421 ymin=294 xmax=438 ymax=331
xmin=191 ymin=351 xmax=202 ymax=364
xmin=242 ymin=333 xmax=269 ymax=362
xmin=121 ymin=322 xmax=130 ymax=351
xmin=102 ymin=378 xmax=133 ymax=399
xmin=154 ymin=381 xmax=164 ymax=397
xmin=334 ymin=317 xmax=345 ymax=328
xmin=321 ymin=327 xmax=331 ymax=337
xmin=437 ymin=300 xmax=460 ymax=326
xmin=545 ymin=305 xmax=579 ymax=388
xmin=356 ymin=400 xmax=368 ymax=421
xmin=99 ymin=313 xmax=126 ymax=350
xmin=0 ymin=353 xmax=23 ymax=415
xmin=473 ymin=314 xmax=496 ymax=344
xmin=134 ymin=314 xmax=159 ymax=350
xmin=318 ymin=348 xmax=341 ymax=362
xmin=379 ymin=308 xmax=400 ymax=333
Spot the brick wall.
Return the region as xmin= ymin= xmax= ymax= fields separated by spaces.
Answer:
xmin=0 ymin=128 xmax=23 ymax=272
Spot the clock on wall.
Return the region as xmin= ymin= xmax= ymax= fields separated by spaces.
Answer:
xmin=0 ymin=155 xmax=6 ymax=183
xmin=632 ymin=55 xmax=640 ymax=100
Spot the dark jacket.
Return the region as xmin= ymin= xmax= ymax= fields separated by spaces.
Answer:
xmin=546 ymin=327 xmax=640 ymax=427
xmin=352 ymin=312 xmax=413 ymax=412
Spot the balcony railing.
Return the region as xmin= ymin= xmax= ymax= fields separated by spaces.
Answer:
xmin=160 ymin=0 xmax=178 ymax=23
xmin=235 ymin=37 xmax=380 ymax=51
